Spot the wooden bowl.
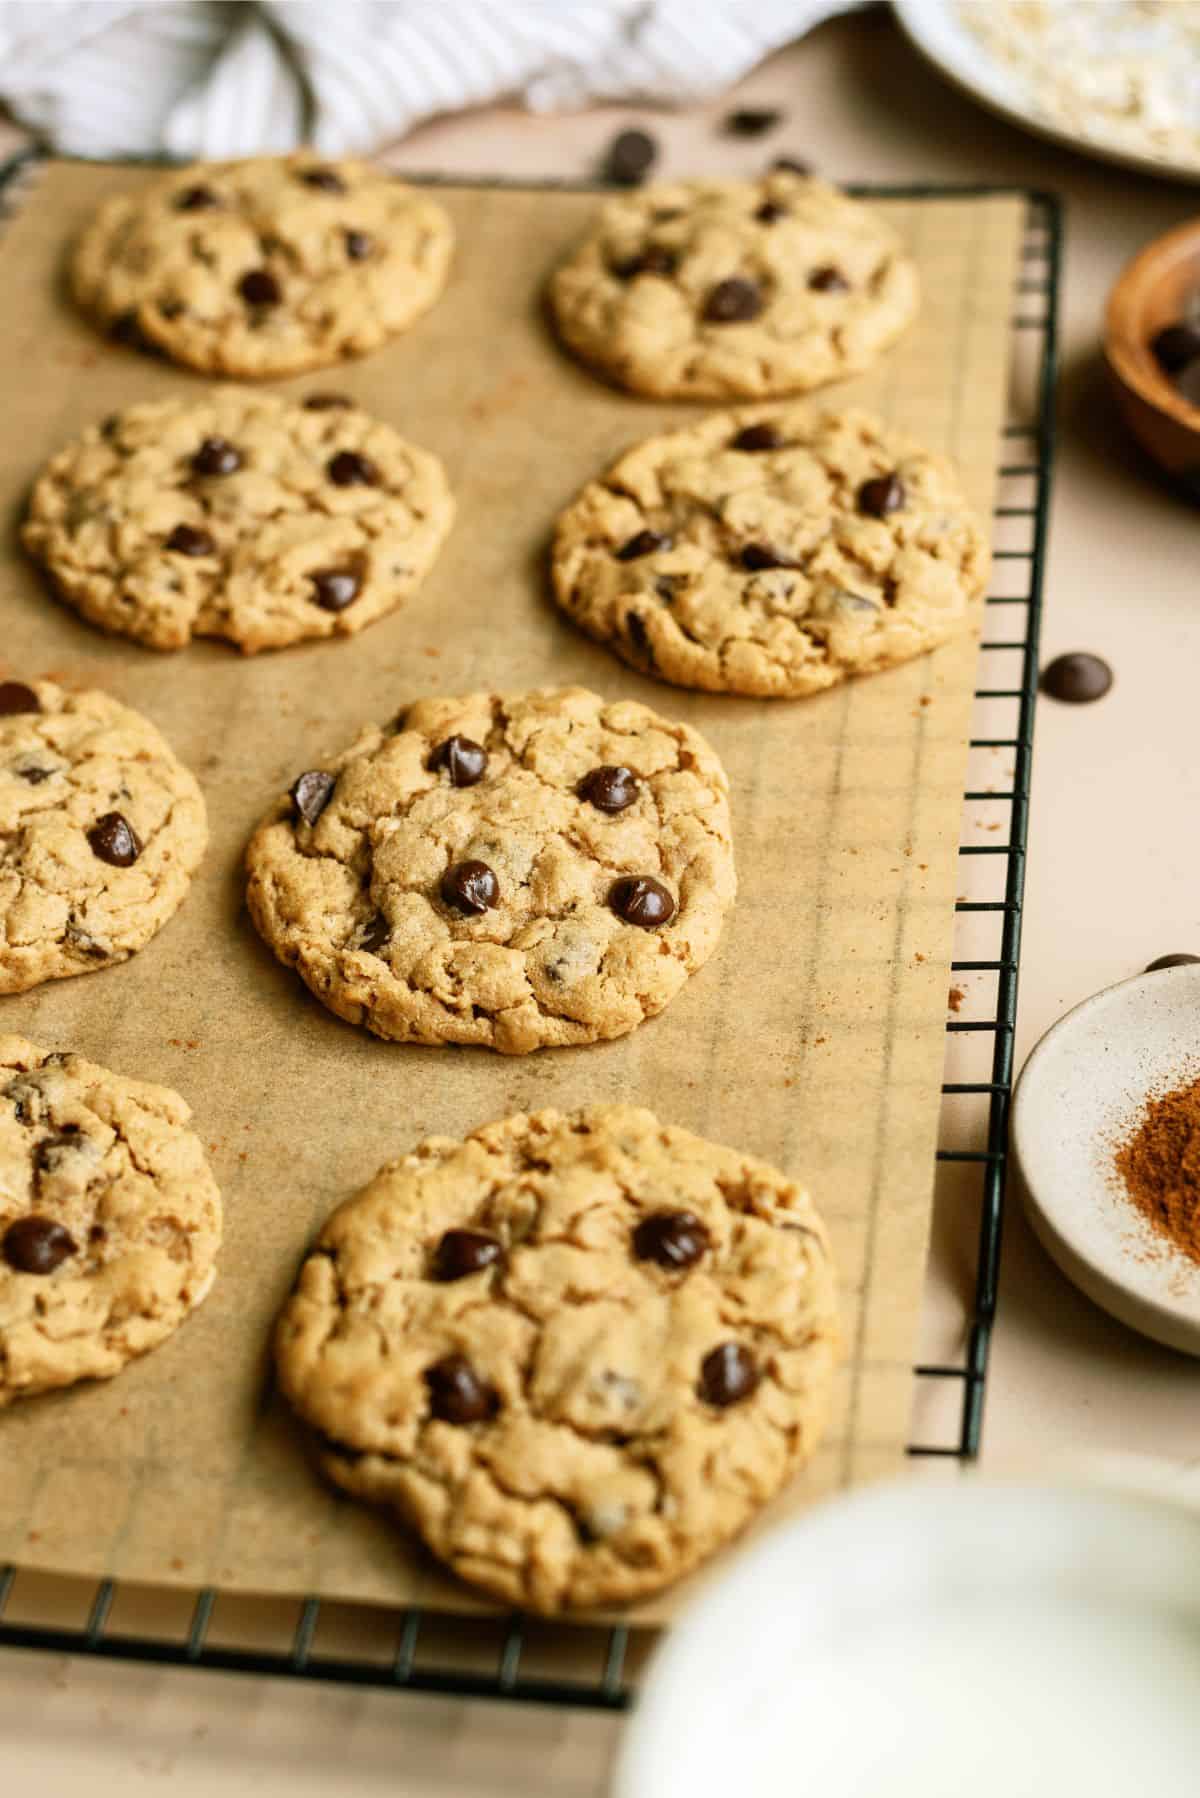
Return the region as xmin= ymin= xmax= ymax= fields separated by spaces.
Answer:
xmin=1106 ymin=218 xmax=1200 ymax=490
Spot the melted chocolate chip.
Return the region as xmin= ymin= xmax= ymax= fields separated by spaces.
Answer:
xmin=327 ymin=450 xmax=378 ymax=487
xmin=698 ymin=1342 xmax=759 ymax=1407
xmin=609 ymin=875 xmax=676 ymax=929
xmin=425 ymin=1353 xmax=498 ymax=1424
xmin=0 ymin=681 xmax=39 ymax=716
xmin=858 ymin=473 xmax=906 ymax=517
xmin=1040 ymin=653 xmax=1113 ymax=704
xmin=440 ymin=860 xmax=499 ymax=915
xmin=726 ymin=107 xmax=782 ymax=137
xmin=87 ymin=812 xmax=141 ymax=867
xmin=291 ymin=770 xmax=336 ymax=826
xmin=809 ymin=264 xmax=849 ymax=292
xmin=1146 ymin=953 xmax=1200 ymax=972
xmin=579 ymin=765 xmax=640 ymax=813
xmin=174 ymin=185 xmax=220 ymax=211
xmin=303 ymin=392 xmax=354 ymax=410
xmin=165 ymin=523 xmax=215 ymax=556
xmin=34 ymin=1127 xmax=80 ymax=1176
xmin=613 ymin=244 xmax=677 ymax=280
xmin=1151 ymin=322 xmax=1200 ymax=374
xmin=3 ymin=1215 xmax=77 ymax=1275
xmin=755 ymin=200 xmax=788 ymax=224
xmin=603 ymin=127 xmax=657 ymax=187
xmin=432 ymin=1229 xmax=505 ymax=1282
xmin=739 ymin=542 xmax=801 ymax=572
xmin=357 ymin=913 xmax=391 ymax=954
xmin=300 ymin=167 xmax=346 ymax=193
xmin=633 ymin=1209 xmax=710 ymax=1270
xmin=429 ymin=736 xmax=488 ymax=787
xmin=309 ymin=567 xmax=362 ymax=611
xmin=616 ymin=529 xmax=672 ymax=561
xmin=732 ymin=422 xmax=783 ymax=452
xmin=344 ymin=229 xmax=373 ymax=260
xmin=238 ymin=269 xmax=281 ymax=307
xmin=703 ymin=277 xmax=763 ymax=324
xmin=191 ymin=436 xmax=242 ymax=477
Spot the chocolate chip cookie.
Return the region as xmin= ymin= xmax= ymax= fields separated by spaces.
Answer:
xmin=245 ymin=687 xmax=735 ymax=1054
xmin=549 ymin=171 xmax=918 ymax=399
xmin=22 ymin=391 xmax=454 ymax=653
xmin=71 ymin=154 xmax=453 ymax=378
xmin=275 ymin=1103 xmax=837 ymax=1612
xmin=551 ymin=405 xmax=988 ymax=698
xmin=0 ymin=1036 xmax=221 ymax=1407
xmin=0 ymin=681 xmax=206 ymax=994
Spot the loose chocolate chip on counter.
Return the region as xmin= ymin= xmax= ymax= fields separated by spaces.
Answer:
xmin=174 ymin=185 xmax=220 ymax=211
xmin=613 ymin=245 xmax=678 ymax=280
xmin=290 ymin=770 xmax=336 ymax=826
xmin=739 ymin=542 xmax=801 ymax=572
xmin=698 ymin=1341 xmax=760 ymax=1407
xmin=725 ymin=108 xmax=782 ymax=137
xmin=441 ymin=860 xmax=500 ymax=915
xmin=579 ymin=765 xmax=640 ymax=813
xmin=0 ymin=681 xmax=40 ymax=715
xmin=309 ymin=567 xmax=362 ymax=612
xmin=344 ymin=229 xmax=373 ymax=261
xmin=87 ymin=812 xmax=141 ymax=867
xmin=1146 ymin=953 xmax=1200 ymax=972
xmin=425 ymin=1353 xmax=498 ymax=1424
xmin=3 ymin=1215 xmax=77 ymax=1275
xmin=732 ymin=421 xmax=783 ymax=452
xmin=191 ymin=436 xmax=242 ymax=477
xmin=238 ymin=269 xmax=281 ymax=307
xmin=303 ymin=392 xmax=354 ymax=410
xmin=633 ymin=1209 xmax=710 ymax=1270
xmin=432 ymin=1229 xmax=505 ymax=1282
xmin=300 ymin=167 xmax=347 ymax=193
xmin=603 ymin=127 xmax=658 ymax=187
xmin=429 ymin=735 xmax=488 ymax=787
xmin=609 ymin=875 xmax=676 ymax=929
xmin=1151 ymin=322 xmax=1200 ymax=374
xmin=702 ymin=277 xmax=763 ymax=324
xmin=1040 ymin=652 xmax=1113 ymax=704
xmin=165 ymin=524 xmax=215 ymax=556
xmin=616 ymin=529 xmax=672 ymax=561
xmin=771 ymin=154 xmax=813 ymax=175
xmin=858 ymin=473 xmax=906 ymax=517
xmin=809 ymin=264 xmax=849 ymax=292
xmin=327 ymin=450 xmax=379 ymax=487
xmin=357 ymin=913 xmax=391 ymax=954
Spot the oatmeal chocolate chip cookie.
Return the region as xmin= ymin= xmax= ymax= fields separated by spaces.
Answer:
xmin=551 ymin=405 xmax=988 ymax=698
xmin=0 ymin=1036 xmax=221 ymax=1406
xmin=245 ymin=687 xmax=735 ymax=1054
xmin=22 ymin=391 xmax=454 ymax=654
xmin=71 ymin=154 xmax=454 ymax=378
xmin=275 ymin=1103 xmax=837 ymax=1612
xmin=0 ymin=681 xmax=206 ymax=994
xmin=549 ymin=171 xmax=918 ymax=399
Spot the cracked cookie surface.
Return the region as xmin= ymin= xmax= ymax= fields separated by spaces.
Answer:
xmin=71 ymin=153 xmax=454 ymax=378
xmin=22 ymin=390 xmax=454 ymax=654
xmin=549 ymin=172 xmax=918 ymax=399
xmin=0 ymin=680 xmax=206 ymax=994
xmin=0 ymin=1035 xmax=221 ymax=1407
xmin=275 ymin=1103 xmax=837 ymax=1612
xmin=245 ymin=687 xmax=735 ymax=1054
xmin=551 ymin=405 xmax=988 ymax=698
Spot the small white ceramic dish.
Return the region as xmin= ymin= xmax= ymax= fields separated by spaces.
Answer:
xmin=1013 ymin=964 xmax=1200 ymax=1356
xmin=615 ymin=1480 xmax=1200 ymax=1798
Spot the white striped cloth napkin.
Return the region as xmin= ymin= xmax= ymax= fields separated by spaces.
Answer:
xmin=0 ymin=1 xmax=859 ymax=160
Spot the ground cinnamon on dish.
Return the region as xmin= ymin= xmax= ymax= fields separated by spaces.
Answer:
xmin=1114 ymin=1074 xmax=1200 ymax=1267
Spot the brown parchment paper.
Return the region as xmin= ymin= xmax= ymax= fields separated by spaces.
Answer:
xmin=0 ymin=162 xmax=1021 ymax=1621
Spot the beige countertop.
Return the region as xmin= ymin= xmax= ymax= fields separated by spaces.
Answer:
xmin=5 ymin=10 xmax=1200 ymax=1793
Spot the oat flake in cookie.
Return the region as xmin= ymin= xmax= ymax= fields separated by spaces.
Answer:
xmin=22 ymin=391 xmax=454 ymax=654
xmin=275 ymin=1103 xmax=837 ymax=1612
xmin=71 ymin=154 xmax=453 ymax=378
xmin=552 ymin=406 xmax=988 ymax=698
xmin=0 ymin=681 xmax=206 ymax=994
xmin=245 ymin=687 xmax=735 ymax=1053
xmin=0 ymin=1036 xmax=221 ymax=1407
xmin=549 ymin=171 xmax=918 ymax=399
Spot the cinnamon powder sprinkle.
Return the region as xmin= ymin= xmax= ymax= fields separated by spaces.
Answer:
xmin=1114 ymin=1074 xmax=1200 ymax=1267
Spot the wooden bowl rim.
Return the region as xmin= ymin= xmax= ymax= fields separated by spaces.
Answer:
xmin=1105 ymin=216 xmax=1200 ymax=436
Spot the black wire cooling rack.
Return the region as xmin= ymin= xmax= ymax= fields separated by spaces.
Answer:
xmin=0 ymin=174 xmax=1059 ymax=1711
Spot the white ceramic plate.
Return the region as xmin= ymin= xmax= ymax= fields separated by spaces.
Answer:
xmin=1013 ymin=964 xmax=1200 ymax=1355
xmin=893 ymin=0 xmax=1200 ymax=185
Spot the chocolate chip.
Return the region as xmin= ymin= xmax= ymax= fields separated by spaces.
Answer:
xmin=771 ymin=154 xmax=813 ymax=175
xmin=432 ymin=1229 xmax=505 ymax=1282
xmin=579 ymin=765 xmax=640 ymax=813
xmin=609 ymin=875 xmax=675 ymax=928
xmin=3 ymin=1216 xmax=77 ymax=1275
xmin=1174 ymin=359 xmax=1200 ymax=409
xmin=165 ymin=523 xmax=215 ymax=556
xmin=429 ymin=736 xmax=488 ymax=787
xmin=809 ymin=264 xmax=849 ymax=292
xmin=191 ymin=437 xmax=242 ymax=477
xmin=327 ymin=450 xmax=378 ymax=487
xmin=16 ymin=764 xmax=53 ymax=784
xmin=1151 ymin=322 xmax=1200 ymax=374
xmin=633 ymin=1209 xmax=710 ymax=1270
xmin=34 ymin=1127 xmax=81 ymax=1177
xmin=158 ymin=299 xmax=184 ymax=320
xmin=755 ymin=202 xmax=788 ymax=224
xmin=858 ymin=473 xmax=906 ymax=517
xmin=603 ymin=128 xmax=657 ymax=187
xmin=87 ymin=812 xmax=140 ymax=867
xmin=1040 ymin=653 xmax=1113 ymax=704
xmin=291 ymin=770 xmax=336 ymax=826
xmin=303 ymin=392 xmax=354 ymax=410
xmin=440 ymin=860 xmax=499 ymax=915
xmin=238 ymin=269 xmax=281 ymax=307
xmin=174 ymin=185 xmax=220 ymax=211
xmin=703 ymin=277 xmax=763 ymax=324
xmin=300 ymin=167 xmax=346 ymax=193
xmin=100 ymin=415 xmax=120 ymax=440
xmin=357 ymin=913 xmax=391 ymax=953
xmin=1146 ymin=953 xmax=1200 ymax=972
xmin=109 ymin=311 xmax=157 ymax=353
xmin=739 ymin=542 xmax=801 ymax=572
xmin=732 ymin=422 xmax=783 ymax=452
xmin=309 ymin=567 xmax=361 ymax=611
xmin=425 ymin=1353 xmax=498 ymax=1424
xmin=725 ymin=108 xmax=782 ymax=137
xmin=625 ymin=611 xmax=655 ymax=665
xmin=344 ymin=229 xmax=373 ymax=260
xmin=613 ymin=245 xmax=677 ymax=280
xmin=616 ymin=530 xmax=672 ymax=561
xmin=0 ymin=681 xmax=39 ymax=716
xmin=698 ymin=1342 xmax=759 ymax=1407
